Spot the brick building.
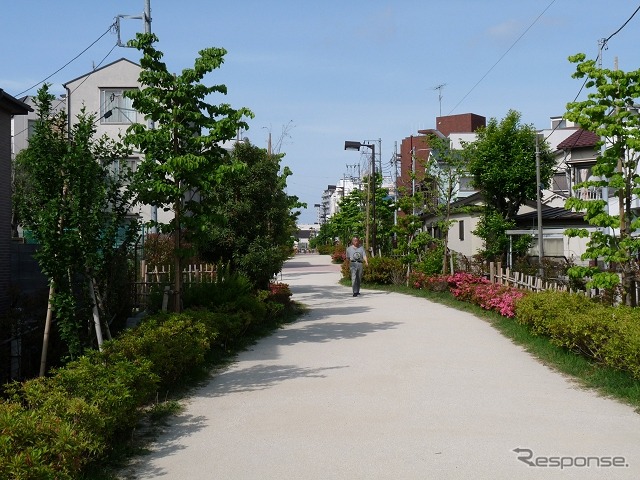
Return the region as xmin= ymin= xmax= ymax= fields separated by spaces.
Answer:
xmin=397 ymin=113 xmax=486 ymax=198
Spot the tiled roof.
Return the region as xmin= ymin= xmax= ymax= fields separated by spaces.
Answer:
xmin=556 ymin=129 xmax=599 ymax=149
xmin=516 ymin=207 xmax=584 ymax=222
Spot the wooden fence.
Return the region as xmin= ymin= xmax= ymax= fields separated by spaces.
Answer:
xmin=131 ymin=261 xmax=217 ymax=310
xmin=487 ymin=261 xmax=606 ymax=299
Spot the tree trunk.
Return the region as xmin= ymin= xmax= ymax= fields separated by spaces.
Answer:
xmin=89 ymin=278 xmax=104 ymax=350
xmin=39 ymin=283 xmax=55 ymax=376
xmin=174 ymin=204 xmax=182 ymax=313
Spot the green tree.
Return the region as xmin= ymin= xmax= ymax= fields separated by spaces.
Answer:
xmin=15 ymin=85 xmax=137 ymax=368
xmin=197 ymin=141 xmax=302 ymax=289
xmin=564 ymin=53 xmax=640 ymax=305
xmin=423 ymin=134 xmax=469 ymax=273
xmin=125 ymin=33 xmax=253 ymax=311
xmin=464 ymin=110 xmax=554 ymax=261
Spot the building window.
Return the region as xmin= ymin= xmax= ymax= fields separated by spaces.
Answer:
xmin=459 ymin=220 xmax=464 ymax=241
xmin=27 ymin=119 xmax=37 ymax=139
xmin=100 ymin=89 xmax=137 ymax=124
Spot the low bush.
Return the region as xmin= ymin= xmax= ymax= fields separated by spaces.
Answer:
xmin=515 ymin=291 xmax=640 ymax=378
xmin=317 ymin=244 xmax=334 ymax=255
xmin=2 ymin=351 xmax=158 ymax=478
xmin=446 ymin=272 xmax=526 ymax=318
xmin=0 ymin=282 xmax=297 ymax=477
xmin=331 ymin=244 xmax=346 ymax=263
xmin=364 ymin=257 xmax=404 ymax=285
xmin=102 ymin=312 xmax=211 ymax=390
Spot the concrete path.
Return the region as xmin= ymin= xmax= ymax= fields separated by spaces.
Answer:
xmin=123 ymin=254 xmax=640 ymax=479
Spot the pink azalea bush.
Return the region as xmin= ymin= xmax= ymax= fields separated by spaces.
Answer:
xmin=410 ymin=271 xmax=528 ymax=318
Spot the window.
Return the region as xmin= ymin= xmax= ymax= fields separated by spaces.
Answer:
xmin=459 ymin=220 xmax=464 ymax=241
xmin=107 ymin=157 xmax=138 ymax=184
xmin=27 ymin=119 xmax=36 ymax=139
xmin=100 ymin=89 xmax=137 ymax=124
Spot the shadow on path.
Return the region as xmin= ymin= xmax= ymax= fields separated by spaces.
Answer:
xmin=200 ymin=364 xmax=348 ymax=398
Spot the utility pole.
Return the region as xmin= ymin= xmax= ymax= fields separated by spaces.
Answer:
xmin=536 ymin=133 xmax=544 ymax=277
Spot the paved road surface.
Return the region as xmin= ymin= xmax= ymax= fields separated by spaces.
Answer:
xmin=123 ymin=253 xmax=640 ymax=479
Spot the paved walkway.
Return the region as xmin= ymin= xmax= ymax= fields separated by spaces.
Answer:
xmin=124 ymin=254 xmax=640 ymax=479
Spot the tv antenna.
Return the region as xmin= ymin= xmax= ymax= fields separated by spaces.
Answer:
xmin=432 ymin=83 xmax=447 ymax=117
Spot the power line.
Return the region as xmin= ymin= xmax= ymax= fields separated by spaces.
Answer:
xmin=448 ymin=0 xmax=557 ymax=115
xmin=15 ymin=22 xmax=116 ymax=97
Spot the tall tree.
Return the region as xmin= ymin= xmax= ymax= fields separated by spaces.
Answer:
xmin=423 ymin=134 xmax=469 ymax=273
xmin=464 ymin=110 xmax=555 ymax=261
xmin=15 ymin=85 xmax=136 ymax=369
xmin=198 ymin=141 xmax=302 ymax=289
xmin=564 ymin=53 xmax=640 ymax=305
xmin=125 ymin=33 xmax=253 ymax=311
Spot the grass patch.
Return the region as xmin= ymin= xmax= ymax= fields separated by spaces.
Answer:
xmin=361 ymin=281 xmax=640 ymax=413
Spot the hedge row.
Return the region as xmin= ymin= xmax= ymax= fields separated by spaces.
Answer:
xmin=515 ymin=291 xmax=640 ymax=379
xmin=0 ymin=283 xmax=293 ymax=479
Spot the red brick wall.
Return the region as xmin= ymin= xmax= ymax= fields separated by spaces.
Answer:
xmin=398 ymin=135 xmax=430 ymax=194
xmin=435 ymin=113 xmax=485 ymax=136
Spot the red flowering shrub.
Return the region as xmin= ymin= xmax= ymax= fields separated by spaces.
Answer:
xmin=422 ymin=274 xmax=450 ymax=292
xmin=331 ymin=244 xmax=346 ymax=263
xmin=409 ymin=272 xmax=428 ymax=289
xmin=268 ymin=282 xmax=292 ymax=305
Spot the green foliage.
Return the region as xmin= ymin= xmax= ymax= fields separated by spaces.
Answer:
xmin=515 ymin=291 xmax=640 ymax=378
xmin=125 ymin=32 xmax=253 ymax=308
xmin=464 ymin=110 xmax=554 ymax=262
xmin=103 ymin=312 xmax=212 ymax=390
xmin=422 ymin=134 xmax=470 ymax=273
xmin=415 ymin=243 xmax=445 ymax=276
xmin=564 ymin=53 xmax=640 ymax=304
xmin=319 ymin=173 xmax=395 ymax=254
xmin=0 ymin=401 xmax=96 ymax=479
xmin=14 ymin=84 xmax=138 ymax=359
xmin=196 ymin=141 xmax=301 ymax=289
xmin=363 ymin=256 xmax=404 ymax=285
xmin=1 ymin=349 xmax=158 ymax=478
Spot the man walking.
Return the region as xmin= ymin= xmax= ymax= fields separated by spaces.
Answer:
xmin=346 ymin=236 xmax=368 ymax=297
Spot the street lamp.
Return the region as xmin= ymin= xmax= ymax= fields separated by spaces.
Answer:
xmin=344 ymin=140 xmax=376 ymax=254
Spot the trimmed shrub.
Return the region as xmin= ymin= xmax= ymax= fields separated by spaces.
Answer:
xmin=102 ymin=312 xmax=211 ymax=390
xmin=2 ymin=351 xmax=158 ymax=478
xmin=0 ymin=401 xmax=96 ymax=479
xmin=331 ymin=244 xmax=346 ymax=263
xmin=364 ymin=257 xmax=404 ymax=285
xmin=515 ymin=291 xmax=640 ymax=378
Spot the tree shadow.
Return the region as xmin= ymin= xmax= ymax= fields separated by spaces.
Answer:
xmin=119 ymin=413 xmax=208 ymax=479
xmin=199 ymin=363 xmax=348 ymax=398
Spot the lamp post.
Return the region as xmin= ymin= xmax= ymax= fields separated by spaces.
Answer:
xmin=345 ymin=140 xmax=376 ymax=254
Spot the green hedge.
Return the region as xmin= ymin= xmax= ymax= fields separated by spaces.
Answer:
xmin=0 ymin=285 xmax=294 ymax=478
xmin=515 ymin=291 xmax=640 ymax=378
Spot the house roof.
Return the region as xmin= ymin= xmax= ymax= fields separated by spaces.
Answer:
xmin=63 ymin=58 xmax=141 ymax=87
xmin=556 ymin=129 xmax=599 ymax=149
xmin=515 ymin=206 xmax=584 ymax=222
xmin=0 ymin=89 xmax=32 ymax=114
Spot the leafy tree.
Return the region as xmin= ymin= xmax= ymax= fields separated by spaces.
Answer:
xmin=15 ymin=85 xmax=137 ymax=368
xmin=564 ymin=53 xmax=640 ymax=305
xmin=423 ymin=134 xmax=469 ymax=273
xmin=197 ymin=141 xmax=302 ymax=289
xmin=326 ymin=187 xmax=366 ymax=246
xmin=464 ymin=110 xmax=555 ymax=261
xmin=125 ymin=33 xmax=253 ymax=311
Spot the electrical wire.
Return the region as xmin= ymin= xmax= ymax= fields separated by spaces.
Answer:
xmin=12 ymin=41 xmax=119 ymax=140
xmin=448 ymin=0 xmax=557 ymax=115
xmin=15 ymin=22 xmax=116 ymax=97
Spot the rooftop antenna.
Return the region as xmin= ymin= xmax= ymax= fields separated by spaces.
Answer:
xmin=432 ymin=83 xmax=447 ymax=117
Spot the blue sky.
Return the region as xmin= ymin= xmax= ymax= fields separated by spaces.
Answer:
xmin=3 ymin=1 xmax=640 ymax=224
